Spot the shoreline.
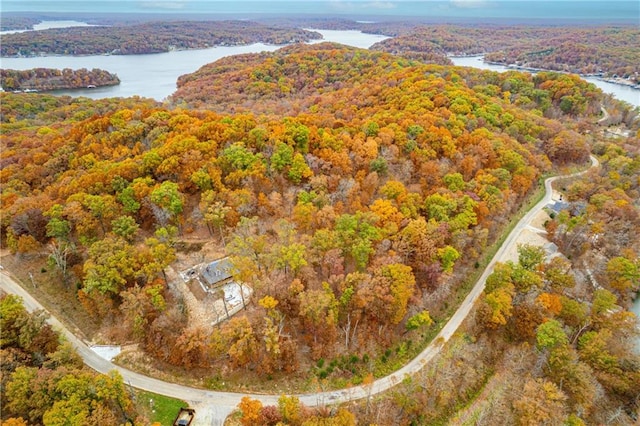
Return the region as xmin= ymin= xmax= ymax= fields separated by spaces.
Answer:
xmin=492 ymin=62 xmax=640 ymax=90
xmin=5 ymin=83 xmax=120 ymax=94
xmin=0 ymin=39 xmax=302 ymax=60
xmin=450 ymin=54 xmax=640 ymax=92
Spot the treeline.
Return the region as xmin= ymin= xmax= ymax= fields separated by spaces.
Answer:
xmin=370 ymin=25 xmax=640 ymax=81
xmin=0 ymin=21 xmax=321 ymax=57
xmin=258 ymin=17 xmax=421 ymax=36
xmin=0 ymin=294 xmax=142 ymax=425
xmin=0 ymin=16 xmax=40 ymax=32
xmin=1 ymin=68 xmax=120 ymax=91
xmin=484 ymin=28 xmax=640 ymax=82
xmin=0 ymin=44 xmax=609 ymax=395
xmin=235 ymin=395 xmax=356 ymax=425
xmin=345 ymin=127 xmax=640 ymax=425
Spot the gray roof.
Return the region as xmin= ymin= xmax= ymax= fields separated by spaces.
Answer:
xmin=202 ymin=257 xmax=233 ymax=286
xmin=548 ymin=200 xmax=570 ymax=213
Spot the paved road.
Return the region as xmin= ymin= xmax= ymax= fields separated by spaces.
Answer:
xmin=0 ymin=156 xmax=598 ymax=425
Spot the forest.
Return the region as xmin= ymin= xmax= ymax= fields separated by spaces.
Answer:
xmin=0 ymin=21 xmax=321 ymax=56
xmin=0 ymin=294 xmax=143 ymax=425
xmin=1 ymin=42 xmax=639 ymax=425
xmin=0 ymin=16 xmax=41 ymax=31
xmin=369 ymin=25 xmax=640 ymax=83
xmin=333 ymin=110 xmax=640 ymax=425
xmin=1 ymin=68 xmax=120 ymax=92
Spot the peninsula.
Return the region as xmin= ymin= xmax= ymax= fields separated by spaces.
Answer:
xmin=1 ymin=67 xmax=120 ymax=92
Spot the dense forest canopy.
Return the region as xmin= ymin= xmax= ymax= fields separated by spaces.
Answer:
xmin=343 ymin=110 xmax=640 ymax=425
xmin=1 ymin=39 xmax=639 ymax=425
xmin=0 ymin=294 xmax=142 ymax=425
xmin=2 ymin=42 xmax=603 ymax=371
xmin=172 ymin=42 xmax=603 ymax=119
xmin=0 ymin=21 xmax=321 ymax=56
xmin=1 ymin=68 xmax=120 ymax=92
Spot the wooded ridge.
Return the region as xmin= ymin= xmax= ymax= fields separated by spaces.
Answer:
xmin=1 ymin=42 xmax=639 ymax=425
xmin=0 ymin=21 xmax=321 ymax=57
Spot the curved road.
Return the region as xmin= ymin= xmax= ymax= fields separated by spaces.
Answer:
xmin=0 ymin=156 xmax=598 ymax=425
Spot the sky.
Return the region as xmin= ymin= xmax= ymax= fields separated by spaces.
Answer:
xmin=1 ymin=0 xmax=638 ymax=22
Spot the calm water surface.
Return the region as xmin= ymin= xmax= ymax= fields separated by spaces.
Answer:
xmin=2 ymin=28 xmax=636 ymax=106
xmin=1 ymin=43 xmax=282 ymax=100
xmin=308 ymin=29 xmax=389 ymax=49
xmin=0 ymin=29 xmax=387 ymax=101
xmin=451 ymin=56 xmax=640 ymax=107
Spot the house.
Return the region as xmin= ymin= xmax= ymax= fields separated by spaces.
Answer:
xmin=180 ymin=257 xmax=236 ymax=300
xmin=547 ymin=199 xmax=587 ymax=218
xmin=547 ymin=200 xmax=570 ymax=215
xmin=201 ymin=257 xmax=233 ymax=290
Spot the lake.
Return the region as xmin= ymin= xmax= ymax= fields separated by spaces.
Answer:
xmin=1 ymin=43 xmax=284 ymax=100
xmin=450 ymin=56 xmax=640 ymax=107
xmin=2 ymin=26 xmax=637 ymax=107
xmin=0 ymin=29 xmax=388 ymax=101
xmin=308 ymin=29 xmax=389 ymax=49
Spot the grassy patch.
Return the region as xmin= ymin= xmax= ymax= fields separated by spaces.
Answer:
xmin=134 ymin=390 xmax=188 ymax=426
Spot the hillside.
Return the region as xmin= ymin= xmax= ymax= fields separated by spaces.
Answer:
xmin=339 ymin=120 xmax=640 ymax=426
xmin=2 ymin=43 xmax=638 ymax=424
xmin=172 ymin=42 xmax=602 ymax=119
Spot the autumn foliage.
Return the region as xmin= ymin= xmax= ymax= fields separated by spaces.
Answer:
xmin=371 ymin=25 xmax=640 ymax=84
xmin=1 ymin=67 xmax=120 ymax=92
xmin=0 ymin=295 xmax=140 ymax=425
xmin=0 ymin=43 xmax=620 ymax=399
xmin=0 ymin=21 xmax=321 ymax=56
